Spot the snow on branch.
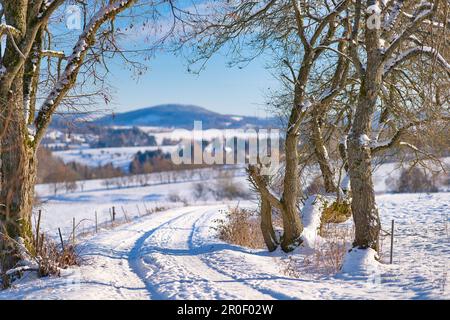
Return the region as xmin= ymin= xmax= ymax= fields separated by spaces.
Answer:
xmin=40 ymin=50 xmax=66 ymax=59
xmin=37 ymin=0 xmax=66 ymax=20
xmin=383 ymin=0 xmax=404 ymax=31
xmin=383 ymin=5 xmax=435 ymax=59
xmin=0 ymin=23 xmax=21 ymax=37
xmin=247 ymin=165 xmax=283 ymax=211
xmin=401 ymin=11 xmax=450 ymax=29
xmin=384 ymin=46 xmax=450 ymax=76
xmin=371 ymin=116 xmax=450 ymax=154
xmin=34 ymin=0 xmax=136 ymax=143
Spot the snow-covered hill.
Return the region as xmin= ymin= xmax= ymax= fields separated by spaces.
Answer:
xmin=93 ymin=104 xmax=279 ymax=129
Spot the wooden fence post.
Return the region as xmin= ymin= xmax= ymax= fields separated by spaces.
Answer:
xmin=121 ymin=206 xmax=129 ymax=222
xmin=95 ymin=211 xmax=98 ymax=233
xmin=58 ymin=228 xmax=65 ymax=251
xmin=72 ymin=217 xmax=76 ymax=246
xmin=136 ymin=204 xmax=141 ymax=217
xmin=390 ymin=219 xmax=394 ymax=264
xmin=35 ymin=210 xmax=42 ymax=249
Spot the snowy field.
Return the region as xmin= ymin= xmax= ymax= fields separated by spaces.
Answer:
xmin=0 ymin=161 xmax=448 ymax=300
xmin=1 ymin=194 xmax=448 ymax=300
xmin=54 ymin=145 xmax=178 ymax=171
xmin=51 ymin=128 xmax=281 ymax=171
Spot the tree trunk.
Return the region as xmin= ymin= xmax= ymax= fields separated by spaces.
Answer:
xmin=0 ymin=77 xmax=36 ymax=272
xmin=280 ymin=131 xmax=303 ymax=252
xmin=260 ymin=197 xmax=278 ymax=252
xmin=347 ymin=133 xmax=380 ymax=250
xmin=347 ymin=7 xmax=382 ymax=251
xmin=311 ymin=112 xmax=336 ymax=193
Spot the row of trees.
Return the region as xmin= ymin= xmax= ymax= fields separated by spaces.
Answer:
xmin=0 ymin=0 xmax=448 ymax=275
xmin=173 ymin=0 xmax=449 ymax=252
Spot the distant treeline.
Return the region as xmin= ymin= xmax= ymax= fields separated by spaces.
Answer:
xmin=37 ymin=148 xmax=124 ymax=184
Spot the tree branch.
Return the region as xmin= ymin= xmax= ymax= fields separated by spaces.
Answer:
xmin=34 ymin=0 xmax=137 ymax=144
xmin=247 ymin=165 xmax=283 ymax=211
xmin=384 ymin=46 xmax=450 ymax=77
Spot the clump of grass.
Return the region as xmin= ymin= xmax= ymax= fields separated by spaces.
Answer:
xmin=213 ymin=205 xmax=265 ymax=249
xmin=36 ymin=240 xmax=79 ymax=277
xmin=312 ymin=224 xmax=353 ymax=274
xmin=283 ymin=223 xmax=354 ymax=277
xmin=1 ymin=234 xmax=79 ymax=289
xmin=320 ymin=201 xmax=352 ymax=230
xmin=147 ymin=205 xmax=168 ymax=214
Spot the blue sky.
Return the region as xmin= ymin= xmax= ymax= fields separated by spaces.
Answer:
xmin=55 ymin=1 xmax=280 ymax=118
xmin=106 ymin=51 xmax=278 ymax=117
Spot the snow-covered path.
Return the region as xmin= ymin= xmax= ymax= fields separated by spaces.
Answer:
xmin=1 ymin=193 xmax=448 ymax=300
xmin=0 ymin=206 xmax=194 ymax=299
xmin=129 ymin=206 xmax=274 ymax=299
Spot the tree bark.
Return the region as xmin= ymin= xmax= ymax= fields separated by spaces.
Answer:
xmin=347 ymin=132 xmax=380 ymax=250
xmin=260 ymin=197 xmax=278 ymax=252
xmin=248 ymin=158 xmax=302 ymax=252
xmin=0 ymin=78 xmax=36 ymax=272
xmin=311 ymin=111 xmax=336 ymax=193
xmin=280 ymin=131 xmax=303 ymax=251
xmin=347 ymin=2 xmax=382 ymax=251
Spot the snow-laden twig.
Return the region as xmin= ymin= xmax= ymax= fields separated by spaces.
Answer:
xmin=0 ymin=23 xmax=20 ymax=37
xmin=383 ymin=0 xmax=404 ymax=31
xmin=40 ymin=50 xmax=66 ymax=59
xmin=34 ymin=0 xmax=136 ymax=143
xmin=383 ymin=5 xmax=434 ymax=59
xmin=384 ymin=46 xmax=450 ymax=76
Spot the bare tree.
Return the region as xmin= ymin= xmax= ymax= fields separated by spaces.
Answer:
xmin=0 ymin=0 xmax=177 ymax=273
xmin=177 ymin=0 xmax=353 ymax=251
xmin=346 ymin=0 xmax=449 ymax=251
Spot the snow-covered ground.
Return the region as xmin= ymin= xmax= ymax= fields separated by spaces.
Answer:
xmin=1 ymin=160 xmax=448 ymax=299
xmin=1 ymin=193 xmax=448 ymax=300
xmin=34 ymin=167 xmax=247 ymax=238
xmin=137 ymin=127 xmax=280 ymax=146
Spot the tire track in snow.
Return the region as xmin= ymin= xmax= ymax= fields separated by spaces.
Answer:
xmin=127 ymin=208 xmax=201 ymax=299
xmin=128 ymin=206 xmax=274 ymax=299
xmin=189 ymin=209 xmax=297 ymax=300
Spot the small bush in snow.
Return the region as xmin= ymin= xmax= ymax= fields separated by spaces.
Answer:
xmin=212 ymin=172 xmax=252 ymax=200
xmin=213 ymin=206 xmax=265 ymax=249
xmin=213 ymin=180 xmax=251 ymax=200
xmin=388 ymin=167 xmax=439 ymax=193
xmin=304 ymin=175 xmax=325 ymax=197
xmin=283 ymin=223 xmax=354 ymax=277
xmin=167 ymin=191 xmax=189 ymax=206
xmin=0 ymin=235 xmax=79 ymax=289
xmin=193 ymin=182 xmax=209 ymax=200
xmin=37 ymin=241 xmax=79 ymax=277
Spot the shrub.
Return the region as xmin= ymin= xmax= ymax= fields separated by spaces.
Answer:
xmin=283 ymin=223 xmax=353 ymax=276
xmin=304 ymin=175 xmax=324 ymax=197
xmin=388 ymin=167 xmax=439 ymax=193
xmin=320 ymin=201 xmax=352 ymax=227
xmin=167 ymin=191 xmax=188 ymax=206
xmin=214 ymin=206 xmax=265 ymax=249
xmin=37 ymin=241 xmax=79 ymax=277
xmin=1 ymin=235 xmax=79 ymax=289
xmin=193 ymin=182 xmax=209 ymax=200
xmin=213 ymin=172 xmax=252 ymax=200
xmin=313 ymin=224 xmax=353 ymax=274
